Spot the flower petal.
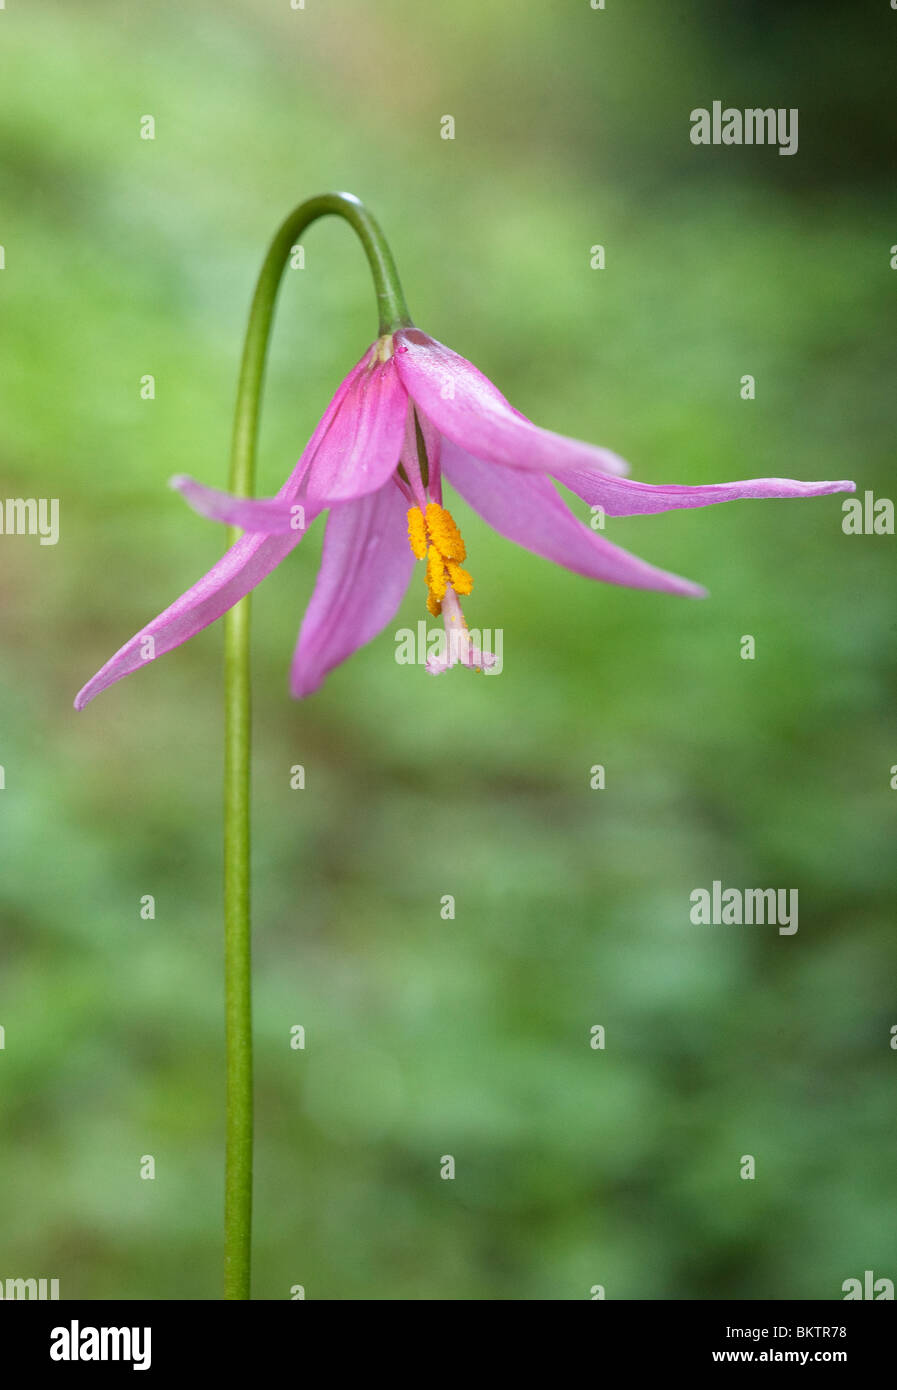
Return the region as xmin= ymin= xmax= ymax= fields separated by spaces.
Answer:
xmin=75 ymin=343 xmax=408 ymax=708
xmin=290 ymin=481 xmax=415 ymax=698
xmin=551 ymin=465 xmax=856 ymax=516
xmin=442 ymin=442 xmax=706 ymax=598
xmin=393 ymin=328 xmax=630 ymax=479
xmin=304 ymin=346 xmax=409 ymax=504
xmin=73 ymin=524 xmax=315 ymax=709
xmin=173 ymin=343 xmax=409 ymax=530
xmin=170 ymin=476 xmax=312 ymax=534
xmin=73 ymin=358 xmax=351 ymax=708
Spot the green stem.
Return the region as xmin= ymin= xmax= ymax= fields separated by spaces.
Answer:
xmin=222 ymin=193 xmax=412 ymax=1300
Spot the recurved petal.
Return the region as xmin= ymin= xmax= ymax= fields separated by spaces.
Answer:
xmin=170 ymin=476 xmax=311 ymax=534
xmin=172 ymin=342 xmax=408 ymax=530
xmin=393 ymin=329 xmax=630 ymax=479
xmin=74 ymin=525 xmax=312 ymax=709
xmin=551 ymin=465 xmax=856 ymax=516
xmin=290 ymin=480 xmax=415 ymax=698
xmin=73 ymin=347 xmax=362 ymax=709
xmin=442 ymin=441 xmax=706 ymax=598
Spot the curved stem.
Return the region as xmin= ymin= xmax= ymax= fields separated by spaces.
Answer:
xmin=222 ymin=193 xmax=412 ymax=1300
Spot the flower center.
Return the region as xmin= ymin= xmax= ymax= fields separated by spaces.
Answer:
xmin=406 ymin=503 xmax=473 ymax=616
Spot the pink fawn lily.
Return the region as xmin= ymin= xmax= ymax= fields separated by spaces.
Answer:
xmin=74 ymin=328 xmax=854 ymax=707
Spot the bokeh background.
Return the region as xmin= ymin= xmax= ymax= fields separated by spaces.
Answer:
xmin=1 ymin=0 xmax=895 ymax=1300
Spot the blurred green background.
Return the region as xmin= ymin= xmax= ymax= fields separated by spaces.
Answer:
xmin=1 ymin=0 xmax=895 ymax=1300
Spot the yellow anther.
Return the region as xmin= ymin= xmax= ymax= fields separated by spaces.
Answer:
xmin=408 ymin=500 xmax=475 ymax=617
xmin=407 ymin=507 xmax=428 ymax=560
xmin=446 ymin=560 xmax=473 ymax=596
xmin=425 ymin=503 xmax=466 ymax=563
xmin=426 ymin=546 xmax=448 ymax=601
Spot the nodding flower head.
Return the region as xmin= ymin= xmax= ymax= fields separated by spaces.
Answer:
xmin=75 ymin=327 xmax=855 ymax=708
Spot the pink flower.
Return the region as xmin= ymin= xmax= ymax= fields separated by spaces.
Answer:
xmin=74 ymin=329 xmax=854 ymax=707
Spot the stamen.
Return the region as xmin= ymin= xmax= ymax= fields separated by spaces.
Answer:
xmin=445 ymin=559 xmax=473 ymax=595
xmin=413 ymin=410 xmax=430 ymax=489
xmin=426 ymin=546 xmax=448 ymax=601
xmin=407 ymin=506 xmax=428 ymax=559
xmin=407 ymin=502 xmax=476 ymax=623
xmin=425 ymin=503 xmax=466 ymax=562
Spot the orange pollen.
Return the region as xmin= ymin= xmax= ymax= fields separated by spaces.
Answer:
xmin=445 ymin=559 xmax=473 ymax=596
xmin=424 ymin=502 xmax=466 ymax=562
xmin=426 ymin=546 xmax=448 ymax=601
xmin=407 ymin=507 xmax=428 ymax=559
xmin=407 ymin=504 xmax=474 ymax=613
